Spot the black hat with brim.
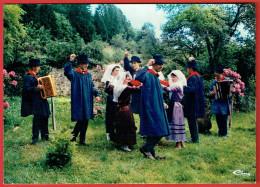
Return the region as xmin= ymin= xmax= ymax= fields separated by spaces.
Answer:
xmin=215 ymin=64 xmax=224 ymax=73
xmin=153 ymin=55 xmax=166 ymax=64
xmin=130 ymin=56 xmax=141 ymax=63
xmin=187 ymin=60 xmax=198 ymax=69
xmin=77 ymin=54 xmax=92 ymax=64
xmin=29 ymin=59 xmax=41 ymax=67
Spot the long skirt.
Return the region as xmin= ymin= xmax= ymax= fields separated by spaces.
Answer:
xmin=166 ymin=102 xmax=186 ymax=142
xmin=113 ymin=105 xmax=137 ymax=146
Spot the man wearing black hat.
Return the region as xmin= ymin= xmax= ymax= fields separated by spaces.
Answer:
xmin=123 ymin=52 xmax=142 ymax=128
xmin=209 ymin=65 xmax=236 ymax=137
xmin=136 ymin=55 xmax=170 ymax=160
xmin=21 ymin=59 xmax=50 ymax=145
xmin=183 ymin=57 xmax=205 ymax=143
xmin=64 ymin=54 xmax=102 ymax=146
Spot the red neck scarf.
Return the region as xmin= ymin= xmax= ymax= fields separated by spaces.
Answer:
xmin=148 ymin=69 xmax=159 ymax=77
xmin=187 ymin=71 xmax=200 ymax=81
xmin=215 ymin=75 xmax=226 ymax=81
xmin=28 ymin=70 xmax=38 ymax=79
xmin=75 ymin=67 xmax=88 ymax=75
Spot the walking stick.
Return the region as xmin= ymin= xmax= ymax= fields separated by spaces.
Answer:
xmin=229 ymin=98 xmax=233 ymax=129
xmin=51 ymin=97 xmax=56 ymax=130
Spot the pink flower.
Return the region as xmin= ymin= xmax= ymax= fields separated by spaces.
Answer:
xmin=236 ymin=79 xmax=242 ymax=84
xmin=3 ymin=69 xmax=7 ymax=75
xmin=8 ymin=71 xmax=16 ymax=77
xmin=236 ymin=88 xmax=241 ymax=93
xmin=239 ymin=93 xmax=245 ymax=96
xmin=11 ymin=80 xmax=18 ymax=86
xmin=95 ymin=106 xmax=101 ymax=111
xmin=223 ymin=69 xmax=231 ymax=76
xmin=241 ymin=84 xmax=245 ymax=90
xmin=3 ymin=102 xmax=9 ymax=109
xmin=235 ymin=84 xmax=240 ymax=89
xmin=4 ymin=73 xmax=9 ymax=78
xmin=93 ymin=109 xmax=97 ymax=115
xmin=96 ymin=65 xmax=102 ymax=70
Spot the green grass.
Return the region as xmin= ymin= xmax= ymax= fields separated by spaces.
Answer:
xmin=3 ymin=97 xmax=256 ymax=184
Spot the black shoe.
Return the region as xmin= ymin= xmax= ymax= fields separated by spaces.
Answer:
xmin=70 ymin=137 xmax=76 ymax=142
xmin=140 ymin=148 xmax=155 ymax=160
xmin=186 ymin=139 xmax=199 ymax=143
xmin=31 ymin=139 xmax=37 ymax=145
xmin=154 ymin=155 xmax=166 ymax=159
xmin=79 ymin=142 xmax=89 ymax=146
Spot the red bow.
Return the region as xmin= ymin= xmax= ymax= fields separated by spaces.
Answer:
xmin=75 ymin=67 xmax=88 ymax=75
xmin=27 ymin=70 xmax=38 ymax=79
xmin=187 ymin=71 xmax=200 ymax=81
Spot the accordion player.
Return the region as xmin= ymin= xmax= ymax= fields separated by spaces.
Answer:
xmin=37 ymin=75 xmax=57 ymax=99
xmin=213 ymin=80 xmax=234 ymax=100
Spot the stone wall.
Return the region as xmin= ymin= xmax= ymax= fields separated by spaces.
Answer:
xmin=48 ymin=68 xmax=105 ymax=97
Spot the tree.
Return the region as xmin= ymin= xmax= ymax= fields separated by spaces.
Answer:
xmin=94 ymin=10 xmax=108 ymax=41
xmin=160 ymin=4 xmax=254 ymax=76
xmin=3 ymin=5 xmax=26 ymax=68
xmin=68 ymin=4 xmax=95 ymax=42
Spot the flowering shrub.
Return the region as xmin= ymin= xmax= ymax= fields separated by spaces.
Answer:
xmin=93 ymin=105 xmax=105 ymax=120
xmin=3 ymin=69 xmax=18 ymax=110
xmin=223 ymin=68 xmax=245 ymax=97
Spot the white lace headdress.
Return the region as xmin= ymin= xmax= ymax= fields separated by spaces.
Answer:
xmin=101 ymin=64 xmax=124 ymax=84
xmin=167 ymin=70 xmax=187 ymax=94
xmin=113 ymin=71 xmax=132 ymax=102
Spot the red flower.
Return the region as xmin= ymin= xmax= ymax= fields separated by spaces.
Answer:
xmin=3 ymin=102 xmax=9 ymax=109
xmin=236 ymin=110 xmax=239 ymax=113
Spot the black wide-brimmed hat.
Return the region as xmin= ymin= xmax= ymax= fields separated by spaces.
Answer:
xmin=187 ymin=60 xmax=198 ymax=69
xmin=29 ymin=59 xmax=41 ymax=67
xmin=130 ymin=56 xmax=141 ymax=63
xmin=153 ymin=55 xmax=166 ymax=64
xmin=77 ymin=54 xmax=92 ymax=64
xmin=215 ymin=64 xmax=224 ymax=73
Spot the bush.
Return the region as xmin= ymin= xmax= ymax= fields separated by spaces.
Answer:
xmin=45 ymin=133 xmax=74 ymax=168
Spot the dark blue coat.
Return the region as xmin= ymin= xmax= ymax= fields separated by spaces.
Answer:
xmin=183 ymin=74 xmax=205 ymax=118
xmin=64 ymin=61 xmax=99 ymax=121
xmin=21 ymin=74 xmax=50 ymax=117
xmin=135 ymin=66 xmax=170 ymax=137
xmin=124 ymin=57 xmax=141 ymax=114
xmin=210 ymin=78 xmax=231 ymax=115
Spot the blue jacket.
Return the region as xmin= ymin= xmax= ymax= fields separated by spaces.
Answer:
xmin=21 ymin=74 xmax=50 ymax=117
xmin=183 ymin=73 xmax=205 ymax=118
xmin=124 ymin=57 xmax=141 ymax=114
xmin=210 ymin=78 xmax=231 ymax=115
xmin=64 ymin=61 xmax=99 ymax=121
xmin=135 ymin=66 xmax=170 ymax=137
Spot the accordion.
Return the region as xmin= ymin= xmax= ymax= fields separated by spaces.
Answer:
xmin=213 ymin=80 xmax=234 ymax=100
xmin=38 ymin=75 xmax=57 ymax=99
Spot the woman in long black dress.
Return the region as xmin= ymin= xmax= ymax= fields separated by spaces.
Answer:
xmin=107 ymin=72 xmax=141 ymax=152
xmin=101 ymin=64 xmax=123 ymax=141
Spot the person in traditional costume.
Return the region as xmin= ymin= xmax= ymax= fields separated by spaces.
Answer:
xmin=64 ymin=54 xmax=102 ymax=146
xmin=135 ymin=55 xmax=170 ymax=160
xmin=106 ymin=72 xmax=141 ymax=152
xmin=123 ymin=52 xmax=142 ymax=113
xmin=183 ymin=57 xmax=205 ymax=143
xmin=161 ymin=70 xmax=187 ymax=149
xmin=21 ymin=59 xmax=50 ymax=145
xmin=209 ymin=65 xmax=236 ymax=137
xmin=101 ymin=64 xmax=124 ymax=141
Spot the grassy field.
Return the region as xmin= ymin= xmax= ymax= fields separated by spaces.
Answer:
xmin=3 ymin=97 xmax=256 ymax=184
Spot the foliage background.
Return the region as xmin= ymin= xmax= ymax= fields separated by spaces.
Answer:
xmin=3 ymin=4 xmax=255 ymax=112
